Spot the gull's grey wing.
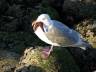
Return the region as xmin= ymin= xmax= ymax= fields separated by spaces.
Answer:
xmin=45 ymin=20 xmax=81 ymax=47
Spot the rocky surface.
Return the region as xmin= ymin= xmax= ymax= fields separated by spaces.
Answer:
xmin=76 ymin=19 xmax=96 ymax=48
xmin=14 ymin=47 xmax=96 ymax=72
xmin=1 ymin=47 xmax=96 ymax=72
xmin=68 ymin=47 xmax=96 ymax=72
xmin=0 ymin=0 xmax=96 ymax=72
xmin=0 ymin=49 xmax=20 ymax=72
xmin=49 ymin=0 xmax=96 ymax=27
xmin=0 ymin=0 xmax=59 ymax=32
xmin=14 ymin=47 xmax=80 ymax=72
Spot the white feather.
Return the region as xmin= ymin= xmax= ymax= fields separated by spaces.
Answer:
xmin=34 ymin=26 xmax=60 ymax=46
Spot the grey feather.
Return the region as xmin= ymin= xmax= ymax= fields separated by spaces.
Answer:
xmin=45 ymin=20 xmax=81 ymax=47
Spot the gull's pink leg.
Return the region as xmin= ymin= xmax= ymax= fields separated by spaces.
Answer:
xmin=41 ymin=46 xmax=53 ymax=59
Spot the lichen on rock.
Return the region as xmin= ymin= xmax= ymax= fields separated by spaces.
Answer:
xmin=76 ymin=19 xmax=96 ymax=48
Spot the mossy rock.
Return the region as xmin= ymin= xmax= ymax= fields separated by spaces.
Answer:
xmin=15 ymin=47 xmax=80 ymax=72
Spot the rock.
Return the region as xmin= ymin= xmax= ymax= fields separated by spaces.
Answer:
xmin=14 ymin=0 xmax=24 ymax=5
xmin=15 ymin=65 xmax=46 ymax=72
xmin=81 ymin=0 xmax=96 ymax=4
xmin=48 ymin=0 xmax=96 ymax=27
xmin=48 ymin=0 xmax=64 ymax=8
xmin=7 ymin=0 xmax=41 ymax=5
xmin=23 ymin=0 xmax=42 ymax=6
xmin=0 ymin=49 xmax=20 ymax=72
xmin=0 ymin=1 xmax=59 ymax=32
xmin=5 ymin=4 xmax=23 ymax=17
xmin=0 ymin=31 xmax=45 ymax=53
xmin=62 ymin=0 xmax=96 ymax=20
xmin=15 ymin=47 xmax=80 ymax=72
xmin=0 ymin=0 xmax=8 ymax=15
xmin=7 ymin=0 xmax=15 ymax=5
xmin=75 ymin=19 xmax=96 ymax=48
xmin=0 ymin=19 xmax=19 ymax=32
xmin=67 ymin=47 xmax=96 ymax=72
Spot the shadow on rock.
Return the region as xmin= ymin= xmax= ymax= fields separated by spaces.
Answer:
xmin=66 ymin=47 xmax=96 ymax=72
xmin=53 ymin=47 xmax=80 ymax=72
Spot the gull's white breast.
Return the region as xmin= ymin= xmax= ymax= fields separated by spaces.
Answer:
xmin=34 ymin=26 xmax=60 ymax=46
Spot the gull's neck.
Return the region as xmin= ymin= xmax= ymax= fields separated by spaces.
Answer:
xmin=43 ymin=19 xmax=53 ymax=26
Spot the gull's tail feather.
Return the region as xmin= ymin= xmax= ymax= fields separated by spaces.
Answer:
xmin=79 ymin=39 xmax=93 ymax=50
xmin=73 ymin=37 xmax=93 ymax=50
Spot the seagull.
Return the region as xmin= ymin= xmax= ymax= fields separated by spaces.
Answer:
xmin=32 ymin=14 xmax=92 ymax=59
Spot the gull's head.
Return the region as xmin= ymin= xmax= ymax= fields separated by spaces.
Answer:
xmin=36 ymin=14 xmax=51 ymax=22
xmin=32 ymin=14 xmax=51 ymax=32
